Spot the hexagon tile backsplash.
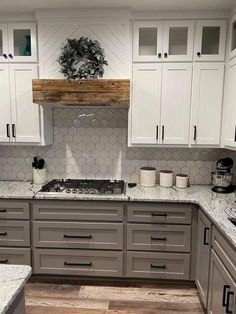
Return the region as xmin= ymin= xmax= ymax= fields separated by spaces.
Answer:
xmin=0 ymin=108 xmax=235 ymax=184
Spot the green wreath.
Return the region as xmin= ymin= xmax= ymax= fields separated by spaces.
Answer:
xmin=58 ymin=37 xmax=108 ymax=80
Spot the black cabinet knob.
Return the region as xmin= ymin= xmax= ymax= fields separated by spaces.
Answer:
xmin=197 ymin=52 xmax=201 ymax=57
xmin=3 ymin=53 xmax=7 ymax=59
xmin=164 ymin=52 xmax=168 ymax=58
xmin=8 ymin=53 xmax=13 ymax=59
xmin=158 ymin=52 xmax=162 ymax=58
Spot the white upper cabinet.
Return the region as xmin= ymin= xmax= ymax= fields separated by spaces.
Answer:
xmin=222 ymin=59 xmax=236 ymax=149
xmin=0 ymin=64 xmax=11 ymax=142
xmin=194 ymin=20 xmax=226 ymax=62
xmin=162 ymin=20 xmax=194 ymax=62
xmin=191 ymin=63 xmax=224 ymax=146
xmin=131 ymin=63 xmax=162 ymax=144
xmin=228 ymin=14 xmax=236 ymax=60
xmin=0 ymin=23 xmax=37 ymax=63
xmin=133 ymin=21 xmax=163 ymax=62
xmin=160 ymin=63 xmax=192 ymax=145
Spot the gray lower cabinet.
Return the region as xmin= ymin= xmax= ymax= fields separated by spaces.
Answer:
xmin=0 ymin=201 xmax=29 ymax=220
xmin=208 ymin=250 xmax=236 ymax=314
xmin=126 ymin=251 xmax=190 ymax=280
xmin=34 ymin=248 xmax=123 ymax=277
xmin=195 ymin=211 xmax=211 ymax=307
xmin=0 ymin=248 xmax=31 ymax=265
xmin=0 ymin=220 xmax=30 ymax=247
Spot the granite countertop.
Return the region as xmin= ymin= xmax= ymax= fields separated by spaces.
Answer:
xmin=0 ymin=181 xmax=40 ymax=199
xmin=0 ymin=265 xmax=31 ymax=314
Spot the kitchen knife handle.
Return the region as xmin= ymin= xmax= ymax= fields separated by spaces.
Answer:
xmin=64 ymin=261 xmax=92 ymax=267
xmin=193 ymin=125 xmax=197 ymax=141
xmin=12 ymin=124 xmax=16 ymax=138
xmin=203 ymin=227 xmax=210 ymax=245
xmin=6 ymin=124 xmax=10 ymax=138
xmin=162 ymin=125 xmax=165 ymax=141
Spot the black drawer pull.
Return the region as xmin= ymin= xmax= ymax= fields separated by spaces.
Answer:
xmin=0 ymin=232 xmax=7 ymax=236
xmin=226 ymin=291 xmax=234 ymax=314
xmin=151 ymin=213 xmax=167 ymax=217
xmin=64 ymin=234 xmax=92 ymax=239
xmin=234 ymin=126 xmax=236 ymax=142
xmin=64 ymin=261 xmax=92 ymax=267
xmin=203 ymin=227 xmax=210 ymax=245
xmin=150 ymin=264 xmax=166 ymax=269
xmin=6 ymin=124 xmax=10 ymax=138
xmin=222 ymin=285 xmax=230 ymax=306
xmin=0 ymin=209 xmax=7 ymax=213
xmin=151 ymin=236 xmax=166 ymax=241
xmin=0 ymin=259 xmax=8 ymax=264
xmin=12 ymin=124 xmax=16 ymax=138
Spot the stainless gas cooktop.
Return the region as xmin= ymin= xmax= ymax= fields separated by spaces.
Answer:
xmin=38 ymin=179 xmax=125 ymax=195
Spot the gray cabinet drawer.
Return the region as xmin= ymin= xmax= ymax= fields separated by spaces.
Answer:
xmin=0 ymin=202 xmax=29 ymax=220
xmin=127 ymin=203 xmax=192 ymax=224
xmin=33 ymin=201 xmax=124 ymax=221
xmin=33 ymin=221 xmax=123 ymax=250
xmin=126 ymin=251 xmax=190 ymax=280
xmin=0 ymin=247 xmax=31 ymax=265
xmin=33 ymin=249 xmax=123 ymax=277
xmin=0 ymin=221 xmax=30 ymax=247
xmin=127 ymin=224 xmax=191 ymax=252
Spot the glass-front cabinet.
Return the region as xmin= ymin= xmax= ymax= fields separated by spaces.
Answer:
xmin=0 ymin=23 xmax=37 ymax=63
xmin=229 ymin=14 xmax=236 ymax=60
xmin=194 ymin=20 xmax=226 ymax=61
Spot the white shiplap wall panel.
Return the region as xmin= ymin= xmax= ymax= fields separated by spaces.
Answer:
xmin=38 ymin=21 xmax=130 ymax=79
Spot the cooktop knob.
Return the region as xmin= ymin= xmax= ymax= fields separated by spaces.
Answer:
xmin=72 ymin=189 xmax=77 ymax=194
xmin=65 ymin=188 xmax=71 ymax=194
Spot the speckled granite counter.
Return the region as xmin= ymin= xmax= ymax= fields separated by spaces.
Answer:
xmin=0 ymin=181 xmax=40 ymax=199
xmin=0 ymin=265 xmax=31 ymax=314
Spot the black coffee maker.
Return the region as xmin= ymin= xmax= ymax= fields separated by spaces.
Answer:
xmin=211 ymin=158 xmax=235 ymax=193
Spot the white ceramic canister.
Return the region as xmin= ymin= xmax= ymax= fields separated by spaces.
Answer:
xmin=33 ymin=168 xmax=47 ymax=184
xmin=176 ymin=174 xmax=189 ymax=189
xmin=140 ymin=167 xmax=156 ymax=187
xmin=159 ymin=170 xmax=173 ymax=187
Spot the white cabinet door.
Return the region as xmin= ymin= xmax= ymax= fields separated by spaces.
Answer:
xmin=133 ymin=21 xmax=163 ymax=62
xmin=229 ymin=14 xmax=236 ymax=61
xmin=9 ymin=64 xmax=40 ymax=143
xmin=0 ymin=24 xmax=8 ymax=63
xmin=194 ymin=20 xmax=226 ymax=62
xmin=191 ymin=63 xmax=224 ymax=146
xmin=7 ymin=23 xmax=37 ymax=62
xmin=223 ymin=59 xmax=236 ymax=149
xmin=131 ymin=63 xmax=162 ymax=144
xmin=162 ymin=20 xmax=194 ymax=62
xmin=160 ymin=63 xmax=192 ymax=145
xmin=0 ymin=64 xmax=12 ymax=142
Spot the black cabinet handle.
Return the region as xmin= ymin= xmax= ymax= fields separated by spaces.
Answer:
xmin=3 ymin=54 xmax=7 ymax=59
xmin=203 ymin=227 xmax=210 ymax=245
xmin=162 ymin=125 xmax=165 ymax=140
xmin=12 ymin=124 xmax=16 ymax=138
xmin=193 ymin=126 xmax=197 ymax=141
xmin=150 ymin=264 xmax=166 ymax=269
xmin=151 ymin=236 xmax=166 ymax=241
xmin=156 ymin=125 xmax=159 ymax=140
xmin=8 ymin=53 xmax=13 ymax=59
xmin=0 ymin=259 xmax=8 ymax=264
xmin=151 ymin=213 xmax=167 ymax=217
xmin=197 ymin=52 xmax=201 ymax=57
xmin=222 ymin=285 xmax=230 ymax=306
xmin=64 ymin=234 xmax=92 ymax=239
xmin=158 ymin=53 xmax=162 ymax=58
xmin=64 ymin=261 xmax=92 ymax=267
xmin=0 ymin=232 xmax=7 ymax=236
xmin=226 ymin=291 xmax=234 ymax=314
xmin=6 ymin=124 xmax=10 ymax=138
xmin=164 ymin=53 xmax=168 ymax=58
xmin=0 ymin=209 xmax=7 ymax=213
xmin=234 ymin=126 xmax=236 ymax=142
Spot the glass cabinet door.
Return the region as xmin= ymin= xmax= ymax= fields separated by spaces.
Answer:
xmin=133 ymin=21 xmax=163 ymax=62
xmin=229 ymin=14 xmax=236 ymax=60
xmin=7 ymin=23 xmax=37 ymax=62
xmin=162 ymin=20 xmax=194 ymax=62
xmin=0 ymin=24 xmax=8 ymax=62
xmin=194 ymin=20 xmax=226 ymax=61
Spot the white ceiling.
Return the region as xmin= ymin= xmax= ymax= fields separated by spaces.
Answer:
xmin=0 ymin=0 xmax=235 ymax=14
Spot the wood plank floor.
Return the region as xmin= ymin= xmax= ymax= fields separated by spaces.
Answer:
xmin=25 ymin=281 xmax=205 ymax=314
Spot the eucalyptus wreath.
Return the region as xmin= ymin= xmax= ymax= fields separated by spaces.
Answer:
xmin=58 ymin=37 xmax=108 ymax=80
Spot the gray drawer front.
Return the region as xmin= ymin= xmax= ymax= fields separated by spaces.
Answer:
xmin=33 ymin=201 xmax=124 ymax=221
xmin=0 ymin=221 xmax=30 ymax=247
xmin=0 ymin=247 xmax=31 ymax=265
xmin=33 ymin=221 xmax=123 ymax=250
xmin=126 ymin=251 xmax=190 ymax=280
xmin=127 ymin=224 xmax=191 ymax=252
xmin=34 ymin=249 xmax=123 ymax=277
xmin=127 ymin=203 xmax=192 ymax=224
xmin=0 ymin=202 xmax=29 ymax=220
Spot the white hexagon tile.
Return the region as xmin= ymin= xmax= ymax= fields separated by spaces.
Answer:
xmin=0 ymin=108 xmax=235 ymax=185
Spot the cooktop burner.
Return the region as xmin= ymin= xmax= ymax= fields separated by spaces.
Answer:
xmin=38 ymin=179 xmax=125 ymax=195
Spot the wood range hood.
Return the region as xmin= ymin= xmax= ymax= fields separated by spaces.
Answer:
xmin=32 ymin=79 xmax=130 ymax=107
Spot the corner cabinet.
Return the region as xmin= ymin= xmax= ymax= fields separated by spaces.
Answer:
xmin=228 ymin=13 xmax=236 ymax=61
xmin=131 ymin=63 xmax=192 ymax=145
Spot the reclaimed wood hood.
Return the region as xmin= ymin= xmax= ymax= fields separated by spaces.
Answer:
xmin=32 ymin=79 xmax=130 ymax=107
